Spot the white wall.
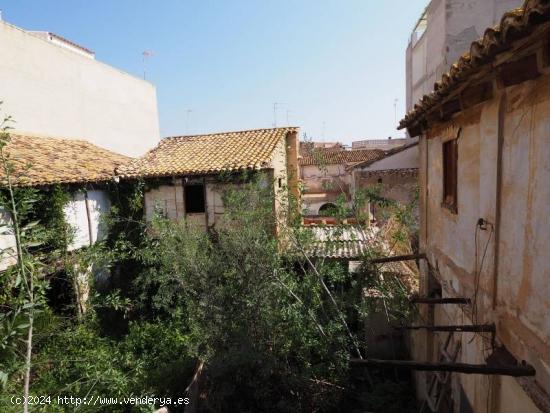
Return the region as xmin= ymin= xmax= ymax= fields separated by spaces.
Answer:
xmin=360 ymin=145 xmax=419 ymax=172
xmin=0 ymin=209 xmax=17 ymax=271
xmin=0 ymin=20 xmax=160 ymax=157
xmin=64 ymin=190 xmax=110 ymax=251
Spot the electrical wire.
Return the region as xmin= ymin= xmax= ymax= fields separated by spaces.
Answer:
xmin=470 ymin=221 xmax=494 ymax=345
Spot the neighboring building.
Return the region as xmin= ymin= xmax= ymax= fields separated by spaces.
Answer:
xmin=405 ymin=0 xmax=523 ymax=112
xmin=352 ymin=136 xmax=417 ymax=150
xmin=299 ymin=148 xmax=386 ymax=217
xmin=400 ymin=2 xmax=550 ymax=411
xmin=0 ymin=133 xmax=130 ymax=268
xmin=300 ymin=141 xmax=344 ymax=155
xmin=300 ymin=144 xmax=419 ymax=220
xmin=0 ymin=18 xmax=160 ymax=157
xmin=351 ymin=142 xmax=419 ymax=221
xmin=117 ymin=127 xmax=299 ymax=233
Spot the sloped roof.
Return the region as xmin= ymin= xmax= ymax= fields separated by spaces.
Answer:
xmin=349 ymin=141 xmax=418 ymax=170
xmin=306 ymin=226 xmax=378 ymax=259
xmin=299 ymin=148 xmax=386 ymax=166
xmin=400 ymin=0 xmax=550 ymax=131
xmin=118 ymin=127 xmax=297 ymax=179
xmin=0 ymin=133 xmax=130 ymax=186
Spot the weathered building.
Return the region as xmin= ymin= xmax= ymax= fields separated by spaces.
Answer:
xmin=299 ymin=148 xmax=386 ymax=217
xmin=351 ymin=142 xmax=419 ymax=222
xmin=406 ymin=0 xmax=524 ymax=113
xmin=352 ymin=136 xmax=417 ymax=150
xmin=0 ymin=133 xmax=129 ymax=266
xmin=400 ymin=1 xmax=550 ymax=411
xmin=300 ymin=144 xmax=419 ymax=223
xmin=117 ymin=127 xmax=299 ymax=233
xmin=0 ymin=18 xmax=160 ymax=156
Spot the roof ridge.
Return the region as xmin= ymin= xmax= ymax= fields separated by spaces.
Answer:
xmin=7 ymin=132 xmax=132 ymax=159
xmin=163 ymin=126 xmax=298 ymax=140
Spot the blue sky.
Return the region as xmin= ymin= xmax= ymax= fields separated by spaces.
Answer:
xmin=1 ymin=0 xmax=427 ymax=144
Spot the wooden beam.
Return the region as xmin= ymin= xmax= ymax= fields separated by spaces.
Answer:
xmin=369 ymin=253 xmax=426 ymax=264
xmin=350 ymin=359 xmax=536 ymax=377
xmin=411 ymin=297 xmax=471 ymax=305
xmin=397 ymin=324 xmax=495 ymax=333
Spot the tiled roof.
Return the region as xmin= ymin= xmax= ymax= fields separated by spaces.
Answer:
xmin=299 ymin=148 xmax=386 ymax=166
xmin=50 ymin=32 xmax=95 ymax=55
xmin=118 ymin=127 xmax=297 ymax=178
xmin=349 ymin=141 xmax=418 ymax=170
xmin=306 ymin=226 xmax=378 ymax=259
xmin=400 ymin=0 xmax=550 ymax=132
xmin=358 ymin=168 xmax=419 ymax=177
xmin=0 ymin=133 xmax=130 ymax=186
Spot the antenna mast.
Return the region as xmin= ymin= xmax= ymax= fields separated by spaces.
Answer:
xmin=142 ymin=50 xmax=154 ymax=80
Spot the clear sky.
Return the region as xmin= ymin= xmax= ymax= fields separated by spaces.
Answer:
xmin=1 ymin=0 xmax=427 ymax=145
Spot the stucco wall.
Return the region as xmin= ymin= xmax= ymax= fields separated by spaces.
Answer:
xmin=406 ymin=0 xmax=524 ymax=112
xmin=0 ymin=209 xmax=17 ymax=271
xmin=144 ymin=177 xmax=262 ymax=229
xmin=0 ymin=189 xmax=111 ymax=270
xmin=300 ymin=163 xmax=352 ymax=216
xmin=64 ymin=190 xmax=111 ymax=251
xmin=0 ymin=20 xmax=160 ymax=157
xmin=414 ymin=72 xmax=550 ymax=411
xmin=361 ymin=145 xmax=419 ymax=172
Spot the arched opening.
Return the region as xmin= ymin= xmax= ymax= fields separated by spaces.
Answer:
xmin=318 ymin=203 xmax=338 ymax=216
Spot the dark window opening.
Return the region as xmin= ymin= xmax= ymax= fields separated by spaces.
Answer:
xmin=318 ymin=203 xmax=337 ymax=216
xmin=278 ymin=178 xmax=282 ymax=188
xmin=443 ymin=138 xmax=458 ymax=213
xmin=185 ymin=184 xmax=206 ymax=213
xmin=377 ymin=178 xmax=383 ymax=184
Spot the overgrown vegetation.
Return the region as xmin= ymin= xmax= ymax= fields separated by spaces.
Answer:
xmin=0 ymin=110 xmax=418 ymax=412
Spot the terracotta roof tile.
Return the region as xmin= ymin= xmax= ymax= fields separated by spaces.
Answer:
xmin=349 ymin=141 xmax=418 ymax=170
xmin=0 ymin=133 xmax=131 ymax=186
xmin=399 ymin=0 xmax=550 ymax=132
xmin=118 ymin=127 xmax=297 ymax=178
xmin=299 ymin=148 xmax=386 ymax=166
xmin=359 ymin=168 xmax=419 ymax=177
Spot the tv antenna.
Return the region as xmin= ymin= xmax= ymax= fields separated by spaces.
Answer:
xmin=185 ymin=109 xmax=193 ymax=134
xmin=272 ymin=102 xmax=286 ymax=127
xmin=142 ymin=50 xmax=154 ymax=80
xmin=286 ymin=109 xmax=292 ymax=126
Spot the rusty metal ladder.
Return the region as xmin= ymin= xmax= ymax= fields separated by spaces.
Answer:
xmin=419 ymin=332 xmax=461 ymax=413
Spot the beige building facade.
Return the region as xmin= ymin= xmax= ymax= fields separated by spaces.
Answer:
xmin=401 ymin=2 xmax=550 ymax=411
xmin=0 ymin=19 xmax=160 ymax=157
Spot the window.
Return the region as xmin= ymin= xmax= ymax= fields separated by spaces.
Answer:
xmin=184 ymin=184 xmax=205 ymax=213
xmin=442 ymin=139 xmax=458 ymax=213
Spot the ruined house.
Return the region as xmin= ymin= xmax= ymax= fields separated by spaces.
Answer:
xmin=399 ymin=1 xmax=550 ymax=411
xmin=0 ymin=134 xmax=129 ymax=263
xmin=300 ymin=144 xmax=419 ymax=223
xmin=299 ymin=148 xmax=386 ymax=218
xmin=117 ymin=127 xmax=299 ymax=233
xmin=0 ymin=134 xmax=129 ymax=314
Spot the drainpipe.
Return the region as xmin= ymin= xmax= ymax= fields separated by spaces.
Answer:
xmin=492 ymin=91 xmax=506 ymax=309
